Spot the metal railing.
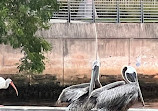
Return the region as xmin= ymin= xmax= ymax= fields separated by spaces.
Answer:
xmin=52 ymin=0 xmax=158 ymax=23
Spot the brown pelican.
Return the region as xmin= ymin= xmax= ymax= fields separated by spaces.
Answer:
xmin=85 ymin=66 xmax=145 ymax=111
xmin=57 ymin=60 xmax=102 ymax=111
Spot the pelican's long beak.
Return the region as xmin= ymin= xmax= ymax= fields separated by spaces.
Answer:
xmin=10 ymin=82 xmax=18 ymax=96
xmin=89 ymin=70 xmax=95 ymax=96
xmin=89 ymin=60 xmax=100 ymax=95
xmin=137 ymin=81 xmax=145 ymax=106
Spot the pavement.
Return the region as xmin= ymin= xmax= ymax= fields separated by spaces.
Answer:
xmin=0 ymin=106 xmax=158 ymax=111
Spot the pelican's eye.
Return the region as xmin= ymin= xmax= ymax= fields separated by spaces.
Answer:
xmin=126 ymin=72 xmax=136 ymax=83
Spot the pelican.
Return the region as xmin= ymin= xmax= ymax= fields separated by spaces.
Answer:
xmin=57 ymin=60 xmax=102 ymax=111
xmin=85 ymin=66 xmax=145 ymax=111
xmin=0 ymin=77 xmax=18 ymax=96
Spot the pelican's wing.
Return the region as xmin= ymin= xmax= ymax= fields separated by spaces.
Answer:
xmin=95 ymin=83 xmax=138 ymax=110
xmin=84 ymin=81 xmax=125 ymax=110
xmin=57 ymin=83 xmax=90 ymax=103
xmin=90 ymin=81 xmax=125 ymax=98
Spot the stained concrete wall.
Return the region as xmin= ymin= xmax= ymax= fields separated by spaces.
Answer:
xmin=1 ymin=23 xmax=158 ymax=83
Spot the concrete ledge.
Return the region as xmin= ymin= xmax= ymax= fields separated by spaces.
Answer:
xmin=0 ymin=106 xmax=157 ymax=111
xmin=0 ymin=106 xmax=67 ymax=111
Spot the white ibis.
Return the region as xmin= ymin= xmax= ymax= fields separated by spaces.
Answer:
xmin=0 ymin=77 xmax=18 ymax=96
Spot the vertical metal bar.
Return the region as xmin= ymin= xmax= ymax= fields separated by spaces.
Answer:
xmin=68 ymin=0 xmax=71 ymax=23
xmin=92 ymin=0 xmax=95 ymax=22
xmin=117 ymin=1 xmax=120 ymax=23
xmin=141 ymin=1 xmax=144 ymax=23
xmin=62 ymin=39 xmax=65 ymax=85
xmin=128 ymin=38 xmax=131 ymax=66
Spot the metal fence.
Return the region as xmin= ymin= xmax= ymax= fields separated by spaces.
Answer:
xmin=52 ymin=0 xmax=158 ymax=23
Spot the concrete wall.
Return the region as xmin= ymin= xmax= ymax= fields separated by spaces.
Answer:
xmin=1 ymin=23 xmax=158 ymax=83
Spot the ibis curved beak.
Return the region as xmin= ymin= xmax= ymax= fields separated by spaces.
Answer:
xmin=10 ymin=82 xmax=18 ymax=96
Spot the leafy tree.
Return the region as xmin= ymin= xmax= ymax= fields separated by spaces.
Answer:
xmin=0 ymin=0 xmax=59 ymax=74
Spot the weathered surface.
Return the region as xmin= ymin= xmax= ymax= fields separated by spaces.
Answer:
xmin=1 ymin=23 xmax=158 ymax=83
xmin=0 ymin=106 xmax=158 ymax=111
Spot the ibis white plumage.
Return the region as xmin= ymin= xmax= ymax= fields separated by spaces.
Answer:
xmin=0 ymin=77 xmax=18 ymax=96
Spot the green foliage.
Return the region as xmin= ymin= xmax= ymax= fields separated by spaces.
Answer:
xmin=0 ymin=0 xmax=59 ymax=74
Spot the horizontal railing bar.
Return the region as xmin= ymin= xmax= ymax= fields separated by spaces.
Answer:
xmin=144 ymin=15 xmax=158 ymax=17
xmin=144 ymin=7 xmax=158 ymax=9
xmin=143 ymin=2 xmax=158 ymax=5
xmin=119 ymin=18 xmax=141 ymax=19
xmin=144 ymin=10 xmax=158 ymax=11
xmin=120 ymin=15 xmax=140 ymax=17
xmin=120 ymin=20 xmax=141 ymax=21
xmin=120 ymin=11 xmax=141 ymax=14
xmin=144 ymin=13 xmax=158 ymax=14
xmin=58 ymin=3 xmax=158 ymax=6
xmin=95 ymin=1 xmax=140 ymax=3
xmin=119 ymin=10 xmax=141 ymax=12
xmin=119 ymin=7 xmax=141 ymax=8
xmin=96 ymin=11 xmax=117 ymax=12
xmin=96 ymin=18 xmax=117 ymax=19
xmin=144 ymin=20 xmax=158 ymax=22
xmin=70 ymin=9 xmax=92 ymax=11
xmin=96 ymin=21 xmax=117 ymax=23
xmin=119 ymin=11 xmax=141 ymax=13
xmin=70 ymin=6 xmax=92 ymax=8
xmin=59 ymin=1 xmax=158 ymax=3
xmin=119 ymin=21 xmax=141 ymax=23
xmin=144 ymin=18 xmax=158 ymax=20
xmin=95 ymin=3 xmax=117 ymax=5
xmin=70 ymin=17 xmax=92 ymax=19
xmin=60 ymin=6 xmax=68 ymax=8
xmin=119 ymin=4 xmax=141 ymax=5
xmin=59 ymin=8 xmax=68 ymax=10
xmin=119 ymin=9 xmax=141 ymax=10
xmin=95 ymin=6 xmax=117 ymax=8
xmin=97 ymin=9 xmax=117 ymax=11
xmin=96 ymin=12 xmax=117 ymax=14
xmin=120 ymin=10 xmax=141 ymax=12
xmin=70 ymin=11 xmax=92 ymax=13
xmin=67 ymin=2 xmax=84 ymax=3
xmin=96 ymin=15 xmax=117 ymax=17
xmin=71 ymin=15 xmax=92 ymax=17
